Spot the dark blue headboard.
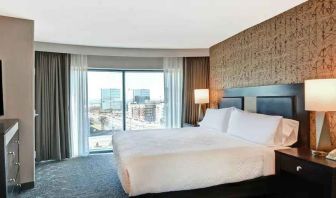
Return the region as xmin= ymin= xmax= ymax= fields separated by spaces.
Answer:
xmin=219 ymin=97 xmax=244 ymax=110
xmin=219 ymin=83 xmax=309 ymax=148
xmin=256 ymin=96 xmax=295 ymax=119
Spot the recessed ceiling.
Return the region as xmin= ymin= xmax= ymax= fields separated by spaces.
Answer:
xmin=0 ymin=0 xmax=306 ymax=49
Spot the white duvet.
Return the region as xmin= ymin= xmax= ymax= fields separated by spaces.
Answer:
xmin=112 ymin=127 xmax=284 ymax=196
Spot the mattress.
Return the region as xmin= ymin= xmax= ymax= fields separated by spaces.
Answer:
xmin=112 ymin=127 xmax=285 ymax=196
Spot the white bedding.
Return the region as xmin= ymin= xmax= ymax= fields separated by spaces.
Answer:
xmin=112 ymin=127 xmax=285 ymax=196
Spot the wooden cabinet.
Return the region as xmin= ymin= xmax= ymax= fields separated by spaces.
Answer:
xmin=275 ymin=148 xmax=336 ymax=198
xmin=0 ymin=119 xmax=20 ymax=198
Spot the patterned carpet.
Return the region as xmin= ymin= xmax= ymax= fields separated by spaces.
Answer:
xmin=19 ymin=153 xmax=128 ymax=198
xmin=18 ymin=153 xmax=275 ymax=198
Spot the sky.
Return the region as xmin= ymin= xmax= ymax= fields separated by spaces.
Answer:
xmin=88 ymin=71 xmax=165 ymax=102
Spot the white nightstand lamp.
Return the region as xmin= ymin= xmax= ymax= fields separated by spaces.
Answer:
xmin=194 ymin=89 xmax=209 ymax=122
xmin=305 ymin=79 xmax=336 ymax=156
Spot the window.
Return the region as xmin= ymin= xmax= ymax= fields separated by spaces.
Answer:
xmin=88 ymin=71 xmax=123 ymax=152
xmin=87 ymin=70 xmax=165 ymax=152
xmin=125 ymin=72 xmax=165 ymax=130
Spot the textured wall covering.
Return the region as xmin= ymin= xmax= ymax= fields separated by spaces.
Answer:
xmin=209 ymin=0 xmax=336 ymax=148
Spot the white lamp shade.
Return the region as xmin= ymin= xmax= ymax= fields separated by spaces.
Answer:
xmin=194 ymin=89 xmax=209 ymax=104
xmin=305 ymin=79 xmax=336 ymax=111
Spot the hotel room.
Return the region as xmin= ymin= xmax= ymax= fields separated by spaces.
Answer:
xmin=1 ymin=0 xmax=336 ymax=197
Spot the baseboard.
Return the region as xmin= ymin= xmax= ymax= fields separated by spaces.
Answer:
xmin=89 ymin=150 xmax=113 ymax=154
xmin=21 ymin=181 xmax=34 ymax=190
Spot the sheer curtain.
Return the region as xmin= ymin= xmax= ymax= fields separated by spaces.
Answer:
xmin=163 ymin=57 xmax=183 ymax=128
xmin=70 ymin=54 xmax=90 ymax=157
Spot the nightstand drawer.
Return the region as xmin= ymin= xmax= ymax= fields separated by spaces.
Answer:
xmin=279 ymin=154 xmax=330 ymax=183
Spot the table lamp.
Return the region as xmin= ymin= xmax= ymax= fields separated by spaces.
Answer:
xmin=305 ymin=79 xmax=336 ymax=156
xmin=194 ymin=89 xmax=209 ymax=122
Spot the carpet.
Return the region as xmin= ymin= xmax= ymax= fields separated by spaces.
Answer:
xmin=19 ymin=153 xmax=128 ymax=198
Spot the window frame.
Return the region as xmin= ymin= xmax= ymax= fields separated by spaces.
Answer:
xmin=88 ymin=68 xmax=164 ymax=131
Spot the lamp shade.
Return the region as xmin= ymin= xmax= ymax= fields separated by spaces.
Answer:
xmin=305 ymin=79 xmax=336 ymax=111
xmin=194 ymin=89 xmax=209 ymax=104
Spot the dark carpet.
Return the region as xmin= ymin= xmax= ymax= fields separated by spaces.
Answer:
xmin=19 ymin=154 xmax=273 ymax=198
xmin=19 ymin=153 xmax=128 ymax=198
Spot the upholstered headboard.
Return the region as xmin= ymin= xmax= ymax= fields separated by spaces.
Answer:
xmin=219 ymin=83 xmax=309 ymax=148
xmin=219 ymin=97 xmax=244 ymax=109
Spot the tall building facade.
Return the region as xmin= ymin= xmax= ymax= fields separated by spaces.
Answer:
xmin=133 ymin=89 xmax=150 ymax=104
xmin=128 ymin=103 xmax=156 ymax=122
xmin=101 ymin=88 xmax=122 ymax=111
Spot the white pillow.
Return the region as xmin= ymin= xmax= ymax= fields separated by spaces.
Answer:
xmin=227 ymin=109 xmax=283 ymax=146
xmin=199 ymin=107 xmax=233 ymax=132
xmin=276 ymin=118 xmax=299 ymax=146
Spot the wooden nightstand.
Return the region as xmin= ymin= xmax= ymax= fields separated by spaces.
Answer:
xmin=275 ymin=148 xmax=336 ymax=198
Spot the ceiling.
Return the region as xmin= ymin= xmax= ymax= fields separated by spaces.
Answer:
xmin=0 ymin=0 xmax=306 ymax=49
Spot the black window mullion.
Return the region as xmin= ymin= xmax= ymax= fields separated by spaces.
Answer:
xmin=122 ymin=71 xmax=126 ymax=131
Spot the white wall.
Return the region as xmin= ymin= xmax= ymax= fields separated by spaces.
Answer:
xmin=35 ymin=42 xmax=209 ymax=57
xmin=0 ymin=16 xmax=35 ymax=184
xmin=87 ymin=55 xmax=163 ymax=69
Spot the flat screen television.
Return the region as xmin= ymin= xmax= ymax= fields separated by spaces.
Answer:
xmin=0 ymin=60 xmax=4 ymax=116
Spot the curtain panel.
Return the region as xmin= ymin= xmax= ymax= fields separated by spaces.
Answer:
xmin=163 ymin=57 xmax=183 ymax=128
xmin=183 ymin=57 xmax=210 ymax=125
xmin=35 ymin=51 xmax=71 ymax=161
xmin=70 ymin=54 xmax=90 ymax=157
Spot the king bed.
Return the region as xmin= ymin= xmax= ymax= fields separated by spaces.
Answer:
xmin=112 ymin=83 xmax=310 ymax=197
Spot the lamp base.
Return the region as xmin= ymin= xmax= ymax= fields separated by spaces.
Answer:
xmin=198 ymin=104 xmax=205 ymax=122
xmin=311 ymin=149 xmax=328 ymax=157
xmin=314 ymin=112 xmax=333 ymax=155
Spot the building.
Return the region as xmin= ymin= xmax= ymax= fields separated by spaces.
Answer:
xmin=101 ymin=88 xmax=122 ymax=111
xmin=128 ymin=103 xmax=156 ymax=122
xmin=133 ymin=89 xmax=150 ymax=104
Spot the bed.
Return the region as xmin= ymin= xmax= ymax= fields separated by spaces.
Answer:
xmin=113 ymin=127 xmax=287 ymax=196
xmin=112 ymin=83 xmax=310 ymax=197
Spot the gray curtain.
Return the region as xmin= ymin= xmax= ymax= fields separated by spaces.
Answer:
xmin=183 ymin=57 xmax=210 ymax=125
xmin=35 ymin=51 xmax=71 ymax=161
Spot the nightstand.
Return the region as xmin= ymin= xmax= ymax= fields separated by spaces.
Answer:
xmin=275 ymin=148 xmax=336 ymax=198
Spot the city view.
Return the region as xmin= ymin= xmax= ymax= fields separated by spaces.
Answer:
xmin=88 ymin=71 xmax=165 ymax=151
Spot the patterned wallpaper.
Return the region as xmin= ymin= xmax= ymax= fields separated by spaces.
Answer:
xmin=209 ymin=0 xmax=336 ymax=148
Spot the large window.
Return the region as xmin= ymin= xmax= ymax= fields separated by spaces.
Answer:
xmin=88 ymin=70 xmax=165 ymax=152
xmin=88 ymin=71 xmax=123 ymax=151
